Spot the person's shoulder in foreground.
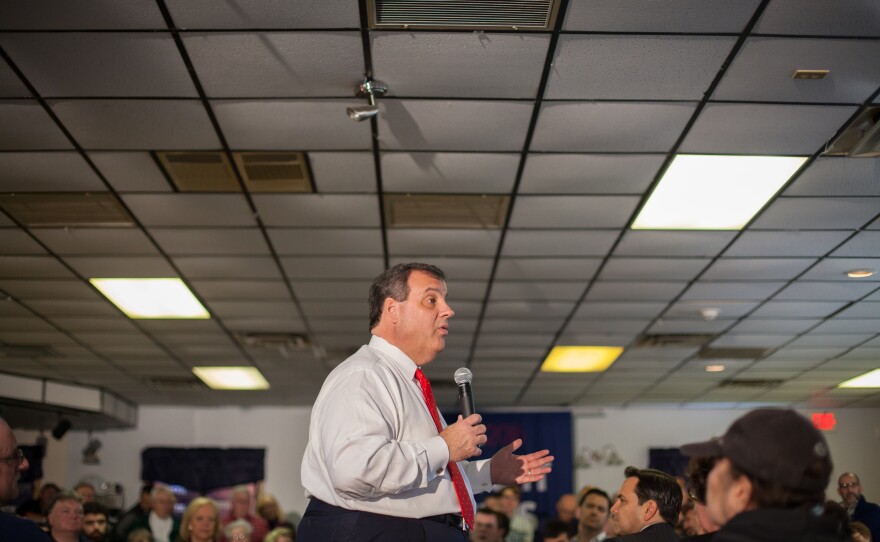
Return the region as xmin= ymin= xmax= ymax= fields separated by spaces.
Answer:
xmin=0 ymin=512 xmax=52 ymax=541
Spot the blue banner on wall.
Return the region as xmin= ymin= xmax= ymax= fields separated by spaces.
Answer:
xmin=442 ymin=410 xmax=573 ymax=518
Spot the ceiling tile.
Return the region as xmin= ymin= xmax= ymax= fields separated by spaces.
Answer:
xmin=376 ymin=100 xmax=533 ymax=151
xmin=573 ymin=302 xmax=667 ymax=320
xmin=0 ymin=100 xmax=71 ymax=150
xmin=0 ymin=1 xmax=165 ymax=29
xmin=388 ymin=229 xmax=500 ymax=257
xmin=599 ymin=258 xmax=710 ymax=281
xmin=490 ymin=281 xmax=585 ymax=301
xmin=665 ymin=300 xmax=759 ymax=319
xmin=27 ymin=298 xmax=119 ymax=317
xmin=381 ymin=152 xmax=518 ymax=194
xmin=834 ymin=301 xmax=880 ymax=319
xmin=64 ymin=256 xmax=176 ymax=277
xmin=714 ymin=38 xmax=880 ymax=103
xmin=799 ymin=258 xmax=880 ymax=281
xmin=647 ymin=319 xmax=730 ymax=334
xmin=774 ymin=281 xmax=878 ymax=301
xmin=749 ymin=301 xmax=848 ymax=319
xmin=509 ymin=196 xmax=639 ymax=228
xmin=0 ymin=230 xmax=45 ymax=254
xmin=372 ymin=32 xmax=549 ymax=99
xmin=0 ymin=57 xmax=29 ymax=98
xmin=831 ymin=232 xmax=880 ymax=257
xmin=309 ymin=152 xmax=376 ymax=193
xmin=213 ymin=99 xmax=372 ymax=150
xmin=88 ymin=152 xmax=173 ymax=192
xmin=725 ymin=231 xmax=851 ymax=257
xmin=484 ymin=300 xmax=575 ymax=319
xmin=0 ymin=33 xmax=196 ymax=97
xmin=520 ymin=154 xmax=663 ymax=194
xmin=0 ymin=279 xmax=97 ymax=300
xmin=173 ymin=256 xmax=282 ymax=280
xmin=289 ymin=280 xmax=372 ymax=300
xmin=33 ymin=228 xmax=158 ymax=255
xmin=501 ymin=230 xmax=618 ymax=257
xmin=751 ymin=197 xmax=880 ymax=230
xmin=190 ymin=280 xmax=289 ymax=301
xmin=615 ymin=231 xmax=737 ymax=257
xmin=728 ymin=318 xmax=821 ymax=334
xmin=0 ymin=152 xmax=103 ymax=191
xmin=0 ymin=256 xmax=74 ymax=278
xmin=210 ymin=300 xmax=300 ymax=319
xmin=494 ymin=258 xmax=601 ymax=281
xmin=388 ymin=257 xmax=495 ymax=281
xmin=151 ymin=228 xmax=271 ymax=256
xmin=680 ymin=281 xmax=786 ymax=301
xmin=252 ymin=194 xmax=380 ymax=227
xmin=183 ymin=32 xmax=362 ymax=97
xmin=547 ymin=35 xmax=735 ymax=100
xmin=680 ymin=103 xmax=856 ymax=154
xmin=586 ymin=281 xmax=687 ymax=301
xmin=270 ymin=228 xmax=383 ymax=256
xmin=563 ymin=319 xmax=649 ymax=335
xmin=532 ymin=102 xmax=695 ymax=152
xmin=122 ymin=194 xmax=257 ymax=227
xmin=49 ymin=99 xmax=220 ymax=150
xmin=165 ymin=0 xmax=360 ymax=29
xmin=280 ymin=256 xmax=385 ymax=279
xmin=700 ymin=258 xmax=816 ymax=280
xmin=754 ymin=0 xmax=880 ymax=36
xmin=564 ymin=0 xmax=760 ymax=32
xmin=784 ymin=157 xmax=880 ymax=196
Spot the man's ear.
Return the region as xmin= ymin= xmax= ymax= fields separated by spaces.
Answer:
xmin=731 ymin=475 xmax=754 ymax=513
xmin=642 ymin=499 xmax=659 ymax=523
xmin=383 ymin=297 xmax=398 ymax=324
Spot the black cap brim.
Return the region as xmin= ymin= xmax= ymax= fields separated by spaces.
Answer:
xmin=680 ymin=437 xmax=724 ymax=458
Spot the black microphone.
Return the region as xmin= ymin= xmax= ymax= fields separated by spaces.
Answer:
xmin=454 ymin=367 xmax=475 ymax=418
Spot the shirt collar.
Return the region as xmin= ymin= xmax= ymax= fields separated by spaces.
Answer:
xmin=369 ymin=335 xmax=419 ymax=379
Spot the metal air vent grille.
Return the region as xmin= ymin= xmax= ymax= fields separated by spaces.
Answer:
xmin=698 ymin=347 xmax=769 ymax=360
xmin=156 ymin=151 xmax=241 ymax=192
xmin=0 ymin=193 xmax=134 ymax=227
xmin=233 ymin=152 xmax=313 ymax=193
xmin=634 ymin=334 xmax=715 ymax=348
xmin=369 ymin=0 xmax=559 ymax=30
xmin=384 ymin=193 xmax=510 ymax=228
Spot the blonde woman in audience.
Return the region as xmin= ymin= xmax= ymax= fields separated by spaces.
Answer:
xmin=179 ymin=497 xmax=221 ymax=542
xmin=128 ymin=529 xmax=154 ymax=542
xmin=853 ymin=522 xmax=872 ymax=542
xmin=264 ymin=527 xmax=294 ymax=542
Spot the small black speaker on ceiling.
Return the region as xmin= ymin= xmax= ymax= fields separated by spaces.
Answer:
xmin=51 ymin=418 xmax=72 ymax=440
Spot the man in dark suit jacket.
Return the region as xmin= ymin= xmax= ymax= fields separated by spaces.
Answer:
xmin=606 ymin=466 xmax=681 ymax=542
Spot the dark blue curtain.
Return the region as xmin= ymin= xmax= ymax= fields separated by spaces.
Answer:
xmin=648 ymin=447 xmax=689 ymax=478
xmin=141 ymin=447 xmax=265 ymax=493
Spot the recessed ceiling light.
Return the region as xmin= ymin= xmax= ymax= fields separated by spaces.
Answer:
xmin=632 ymin=154 xmax=807 ymax=230
xmin=90 ymin=278 xmax=210 ymax=319
xmin=540 ymin=346 xmax=624 ymax=373
xmin=838 ymin=369 xmax=880 ymax=389
xmin=705 ymin=364 xmax=726 ymax=373
xmin=192 ymin=367 xmax=270 ymax=390
xmin=845 ymin=268 xmax=876 ymax=279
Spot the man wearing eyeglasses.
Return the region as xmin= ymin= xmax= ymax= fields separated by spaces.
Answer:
xmin=0 ymin=417 xmax=51 ymax=540
xmin=838 ymin=473 xmax=880 ymax=542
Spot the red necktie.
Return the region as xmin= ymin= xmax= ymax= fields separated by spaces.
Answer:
xmin=414 ymin=368 xmax=475 ymax=530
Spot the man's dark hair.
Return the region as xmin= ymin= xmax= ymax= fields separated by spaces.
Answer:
xmin=368 ymin=263 xmax=445 ymax=329
xmin=140 ymin=483 xmax=153 ymax=495
xmin=579 ymin=487 xmax=611 ymax=509
xmin=686 ymin=455 xmax=716 ymax=504
xmin=729 ymin=456 xmax=832 ymax=510
xmin=543 ymin=519 xmax=570 ymax=540
xmin=624 ymin=466 xmax=682 ymax=525
xmin=83 ymin=501 xmax=108 ymax=517
xmin=476 ymin=507 xmax=509 ymax=537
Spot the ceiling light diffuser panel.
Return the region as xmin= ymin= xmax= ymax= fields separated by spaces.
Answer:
xmin=90 ymin=278 xmax=210 ymax=319
xmin=633 ymin=154 xmax=807 ymax=230
xmin=193 ymin=367 xmax=270 ymax=390
xmin=541 ymin=346 xmax=624 ymax=372
xmin=838 ymin=369 xmax=880 ymax=389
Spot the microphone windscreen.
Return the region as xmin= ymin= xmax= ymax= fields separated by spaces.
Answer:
xmin=453 ymin=367 xmax=472 ymax=385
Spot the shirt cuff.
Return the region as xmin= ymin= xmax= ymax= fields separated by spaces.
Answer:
xmin=424 ymin=435 xmax=450 ymax=479
xmin=469 ymin=459 xmax=493 ymax=493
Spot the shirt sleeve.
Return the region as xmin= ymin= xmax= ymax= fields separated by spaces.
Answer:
xmin=462 ymin=458 xmax=493 ymax=494
xmin=318 ymin=369 xmax=451 ymax=500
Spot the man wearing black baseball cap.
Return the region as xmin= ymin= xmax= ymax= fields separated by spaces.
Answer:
xmin=680 ymin=408 xmax=846 ymax=542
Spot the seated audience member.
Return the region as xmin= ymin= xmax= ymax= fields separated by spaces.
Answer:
xmin=472 ymin=508 xmax=509 ymax=542
xmin=839 ymin=472 xmax=880 ymax=542
xmin=264 ymin=527 xmax=295 ymax=542
xmin=224 ymin=519 xmax=253 ymax=542
xmin=537 ymin=494 xmax=578 ymax=540
xmin=607 ymin=466 xmax=682 ymax=542
xmin=83 ymin=501 xmax=110 ymax=542
xmin=113 ymin=483 xmax=152 ymax=542
xmin=256 ymin=493 xmax=295 ymax=532
xmin=678 ymin=501 xmax=701 ymax=538
xmin=852 ymin=522 xmax=872 ymax=542
xmin=127 ymin=528 xmax=154 ymax=542
xmin=682 ymin=456 xmax=719 ymax=542
xmin=575 ymin=488 xmax=611 ymax=542
xmin=681 ymin=408 xmax=842 ymax=542
xmin=223 ymin=487 xmax=268 ymax=542
xmin=17 ymin=482 xmax=61 ymax=524
xmin=75 ymin=482 xmax=97 ymax=504
xmin=483 ymin=492 xmax=503 ymax=514
xmin=128 ymin=484 xmax=179 ymax=542
xmin=179 ymin=497 xmax=220 ymax=542
xmin=0 ymin=415 xmax=52 ymax=541
xmin=47 ymin=491 xmax=84 ymax=542
xmin=501 ymin=485 xmax=536 ymax=542
xmin=542 ymin=519 xmax=570 ymax=542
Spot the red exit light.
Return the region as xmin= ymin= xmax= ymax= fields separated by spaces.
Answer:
xmin=811 ymin=412 xmax=836 ymax=431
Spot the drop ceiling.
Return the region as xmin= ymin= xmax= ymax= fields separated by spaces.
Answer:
xmin=0 ymin=0 xmax=879 ymax=414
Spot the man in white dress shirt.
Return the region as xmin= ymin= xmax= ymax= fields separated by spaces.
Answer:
xmin=299 ymin=263 xmax=554 ymax=542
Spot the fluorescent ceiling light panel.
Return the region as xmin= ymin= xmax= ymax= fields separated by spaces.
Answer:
xmin=90 ymin=278 xmax=209 ymax=319
xmin=633 ymin=154 xmax=807 ymax=230
xmin=193 ymin=367 xmax=270 ymax=390
xmin=838 ymin=369 xmax=880 ymax=388
xmin=541 ymin=346 xmax=623 ymax=373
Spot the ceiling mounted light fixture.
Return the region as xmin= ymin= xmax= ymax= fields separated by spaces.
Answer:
xmin=346 ymin=78 xmax=388 ymax=122
xmin=845 ymin=268 xmax=876 ymax=279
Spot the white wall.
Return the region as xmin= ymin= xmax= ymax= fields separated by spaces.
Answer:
xmin=13 ymin=405 xmax=880 ymax=516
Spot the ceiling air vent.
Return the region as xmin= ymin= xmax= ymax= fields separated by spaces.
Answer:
xmin=0 ymin=193 xmax=133 ymax=227
xmin=384 ymin=193 xmax=510 ymax=229
xmin=369 ymin=0 xmax=560 ymax=31
xmin=718 ymin=379 xmax=783 ymax=389
xmin=0 ymin=344 xmax=61 ymax=358
xmin=823 ymin=106 xmax=880 ymax=157
xmin=698 ymin=347 xmax=769 ymax=360
xmin=156 ymin=151 xmax=241 ymax=192
xmin=634 ymin=334 xmax=715 ymax=348
xmin=147 ymin=377 xmax=206 ymax=391
xmin=232 ymin=152 xmax=313 ymax=193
